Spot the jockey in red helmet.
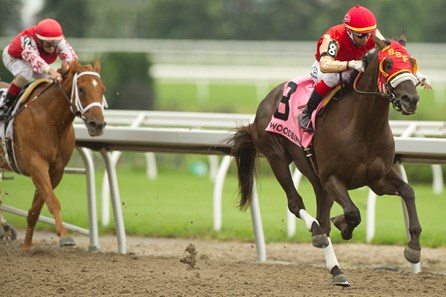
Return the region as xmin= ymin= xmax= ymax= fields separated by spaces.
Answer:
xmin=35 ymin=18 xmax=64 ymax=41
xmin=298 ymin=5 xmax=431 ymax=132
xmin=1 ymin=18 xmax=77 ymax=121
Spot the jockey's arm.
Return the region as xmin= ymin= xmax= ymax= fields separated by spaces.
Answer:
xmin=21 ymin=46 xmax=52 ymax=75
xmin=375 ymin=29 xmax=385 ymax=40
xmin=56 ymin=38 xmax=78 ymax=64
xmin=21 ymin=47 xmax=62 ymax=81
xmin=318 ymin=30 xmax=385 ymax=73
xmin=318 ymin=34 xmax=348 ymax=73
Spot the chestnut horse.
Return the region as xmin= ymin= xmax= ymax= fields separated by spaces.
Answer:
xmin=231 ymin=36 xmax=421 ymax=286
xmin=0 ymin=60 xmax=106 ymax=251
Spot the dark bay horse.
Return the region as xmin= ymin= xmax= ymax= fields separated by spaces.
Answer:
xmin=231 ymin=36 xmax=421 ymax=286
xmin=0 ymin=60 xmax=106 ymax=251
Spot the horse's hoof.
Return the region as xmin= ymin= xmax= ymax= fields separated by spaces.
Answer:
xmin=59 ymin=236 xmax=76 ymax=247
xmin=331 ymin=216 xmax=353 ymax=240
xmin=1 ymin=223 xmax=17 ymax=241
xmin=332 ymin=274 xmax=350 ymax=287
xmin=312 ymin=234 xmax=329 ymax=248
xmin=404 ymin=246 xmax=420 ymax=264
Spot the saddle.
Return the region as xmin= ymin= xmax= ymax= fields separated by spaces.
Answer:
xmin=265 ymin=77 xmax=344 ymax=149
xmin=0 ymin=78 xmax=53 ymax=122
xmin=265 ymin=77 xmax=345 ymax=176
xmin=0 ymin=79 xmax=53 ymax=173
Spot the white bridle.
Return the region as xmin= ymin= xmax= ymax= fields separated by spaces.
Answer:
xmin=70 ymin=71 xmax=108 ymax=116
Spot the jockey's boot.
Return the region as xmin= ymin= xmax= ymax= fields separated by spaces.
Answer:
xmin=0 ymin=92 xmax=16 ymax=121
xmin=0 ymin=76 xmax=28 ymax=121
xmin=298 ymin=90 xmax=324 ymax=132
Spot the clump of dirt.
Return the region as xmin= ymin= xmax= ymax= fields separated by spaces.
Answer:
xmin=180 ymin=243 xmax=198 ymax=270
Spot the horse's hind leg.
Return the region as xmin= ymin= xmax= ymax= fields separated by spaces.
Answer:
xmin=264 ymin=149 xmax=328 ymax=248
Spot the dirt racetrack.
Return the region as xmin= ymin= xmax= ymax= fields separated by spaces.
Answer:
xmin=2 ymin=231 xmax=446 ymax=297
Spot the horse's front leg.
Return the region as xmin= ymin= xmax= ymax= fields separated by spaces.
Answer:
xmin=324 ymin=175 xmax=361 ymax=240
xmin=313 ymin=184 xmax=350 ymax=286
xmin=370 ymin=166 xmax=421 ymax=264
xmin=23 ymin=191 xmax=44 ymax=251
xmin=29 ymin=165 xmax=75 ymax=248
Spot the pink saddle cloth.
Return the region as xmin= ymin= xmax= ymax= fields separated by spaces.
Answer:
xmin=265 ymin=76 xmax=326 ymax=149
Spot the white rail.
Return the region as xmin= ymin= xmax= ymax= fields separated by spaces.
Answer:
xmin=3 ymin=110 xmax=444 ymax=262
xmin=72 ymin=111 xmax=445 ymax=263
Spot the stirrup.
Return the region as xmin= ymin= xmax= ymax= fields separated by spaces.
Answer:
xmin=298 ymin=112 xmax=311 ymax=130
xmin=0 ymin=109 xmax=9 ymax=121
xmin=304 ymin=123 xmax=314 ymax=132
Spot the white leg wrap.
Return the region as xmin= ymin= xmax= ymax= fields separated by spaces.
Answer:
xmin=299 ymin=209 xmax=318 ymax=231
xmin=323 ymin=237 xmax=340 ymax=271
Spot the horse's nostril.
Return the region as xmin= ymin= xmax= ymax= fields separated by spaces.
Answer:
xmin=401 ymin=95 xmax=410 ymax=103
xmin=89 ymin=121 xmax=105 ymax=131
xmin=401 ymin=95 xmax=418 ymax=105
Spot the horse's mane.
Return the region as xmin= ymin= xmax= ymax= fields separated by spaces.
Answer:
xmin=57 ymin=60 xmax=98 ymax=78
xmin=344 ymin=36 xmax=395 ymax=89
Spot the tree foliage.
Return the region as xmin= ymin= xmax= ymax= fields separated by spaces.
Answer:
xmin=35 ymin=0 xmax=89 ymax=37
xmin=0 ymin=0 xmax=23 ymax=36
xmin=3 ymin=0 xmax=443 ymax=111
xmin=100 ymin=53 xmax=155 ymax=110
xmin=3 ymin=0 xmax=445 ymax=42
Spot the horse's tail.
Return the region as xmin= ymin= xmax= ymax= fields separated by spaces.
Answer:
xmin=231 ymin=124 xmax=258 ymax=211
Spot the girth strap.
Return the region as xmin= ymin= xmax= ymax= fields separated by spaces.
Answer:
xmin=303 ymin=147 xmax=319 ymax=177
xmin=5 ymin=135 xmax=22 ymax=174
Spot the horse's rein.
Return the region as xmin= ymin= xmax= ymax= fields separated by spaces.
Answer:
xmin=352 ymin=70 xmax=409 ymax=113
xmin=7 ymin=79 xmax=61 ymax=120
xmin=353 ymin=71 xmax=393 ymax=99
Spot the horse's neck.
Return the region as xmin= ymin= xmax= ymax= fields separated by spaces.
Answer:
xmin=43 ymin=85 xmax=76 ymax=129
xmin=349 ymin=65 xmax=390 ymax=131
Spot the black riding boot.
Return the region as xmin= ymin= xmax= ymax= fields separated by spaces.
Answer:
xmin=298 ymin=90 xmax=325 ymax=132
xmin=0 ymin=92 xmax=16 ymax=121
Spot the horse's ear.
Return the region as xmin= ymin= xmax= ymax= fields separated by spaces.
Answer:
xmin=395 ymin=31 xmax=407 ymax=46
xmin=94 ymin=58 xmax=101 ymax=73
xmin=61 ymin=61 xmax=70 ymax=73
xmin=68 ymin=59 xmax=81 ymax=72
xmin=373 ymin=35 xmax=390 ymax=50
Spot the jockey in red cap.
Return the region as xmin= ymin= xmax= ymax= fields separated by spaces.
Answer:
xmin=298 ymin=5 xmax=431 ymax=132
xmin=1 ymin=18 xmax=77 ymax=121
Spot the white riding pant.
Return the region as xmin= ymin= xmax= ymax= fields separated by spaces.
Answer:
xmin=3 ymin=46 xmax=49 ymax=82
xmin=310 ymin=60 xmax=355 ymax=88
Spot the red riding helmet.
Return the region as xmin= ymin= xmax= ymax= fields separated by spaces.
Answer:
xmin=344 ymin=5 xmax=376 ymax=33
xmin=35 ymin=18 xmax=63 ymax=41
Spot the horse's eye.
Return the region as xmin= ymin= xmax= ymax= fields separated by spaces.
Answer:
xmin=384 ymin=59 xmax=394 ymax=73
xmin=79 ymin=87 xmax=86 ymax=95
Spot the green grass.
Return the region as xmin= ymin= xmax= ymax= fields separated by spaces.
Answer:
xmin=2 ymin=154 xmax=446 ymax=247
xmin=153 ymin=81 xmax=278 ymax=114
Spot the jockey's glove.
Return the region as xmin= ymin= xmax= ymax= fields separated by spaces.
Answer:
xmin=415 ymin=71 xmax=432 ymax=90
xmin=348 ymin=60 xmax=364 ymax=72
